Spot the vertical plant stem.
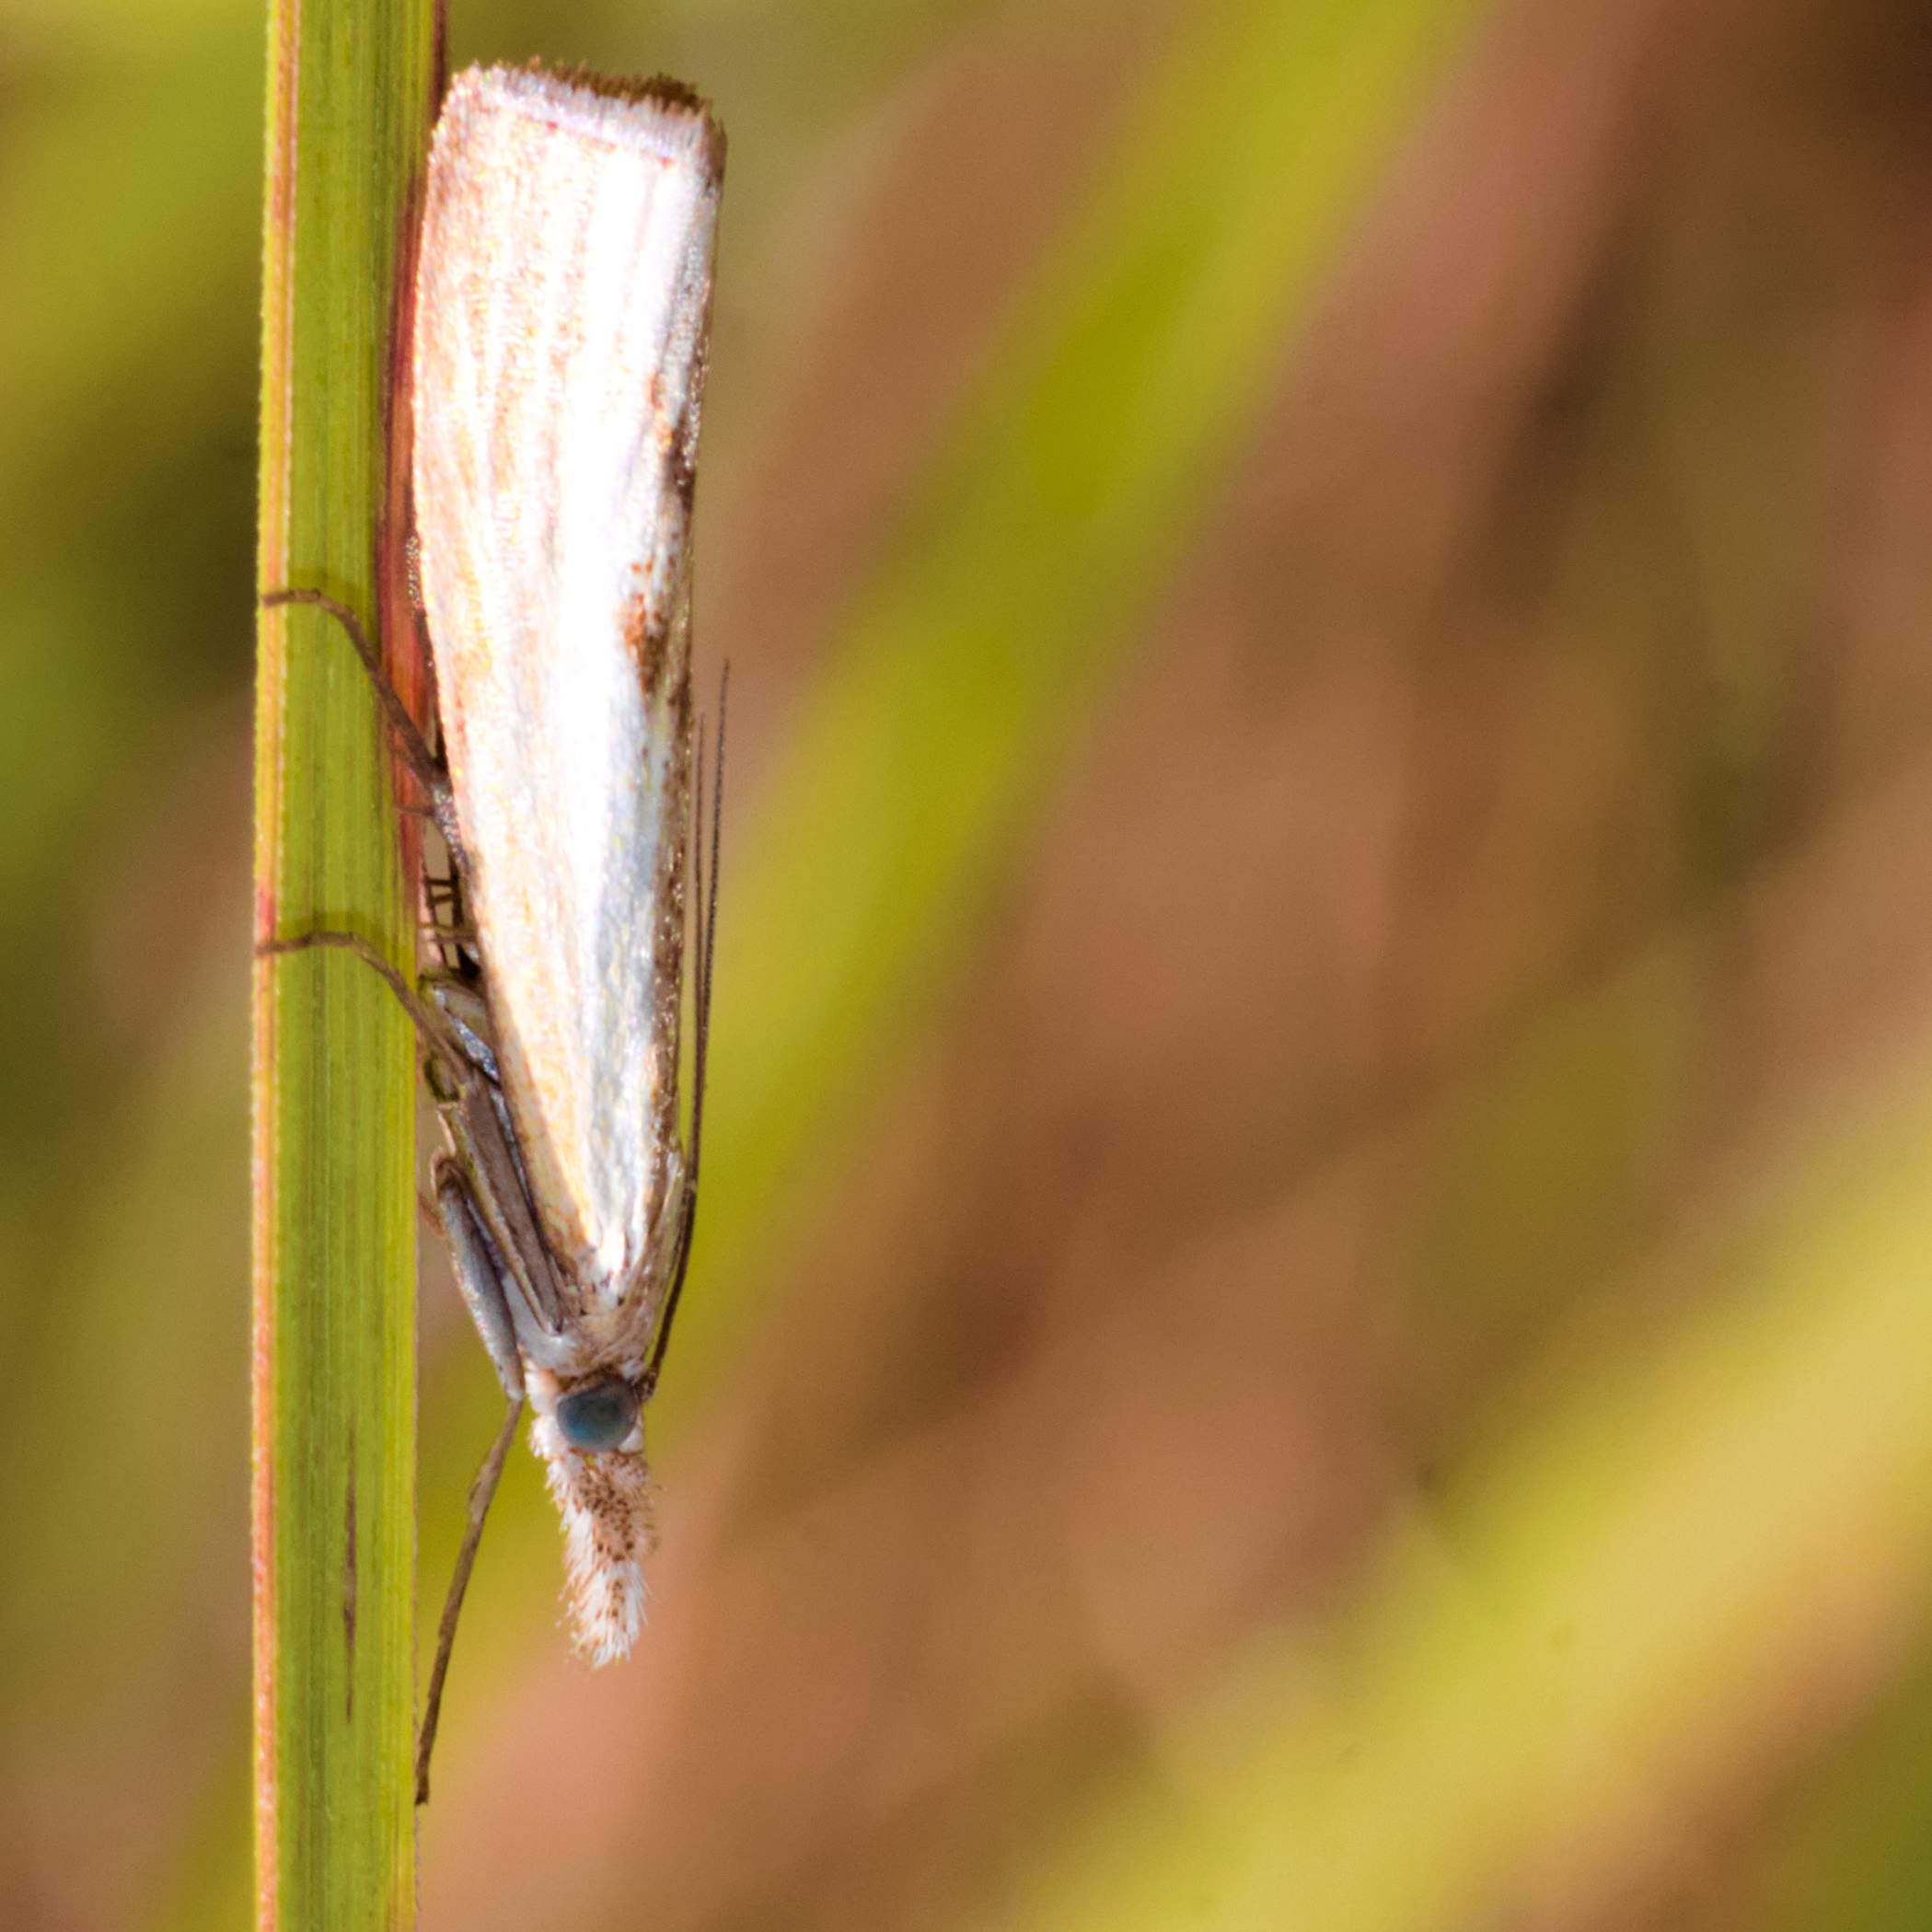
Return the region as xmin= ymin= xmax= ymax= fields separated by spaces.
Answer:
xmin=253 ymin=1 xmax=435 ymax=1925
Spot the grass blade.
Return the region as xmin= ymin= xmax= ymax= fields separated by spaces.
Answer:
xmin=253 ymin=0 xmax=436 ymax=1924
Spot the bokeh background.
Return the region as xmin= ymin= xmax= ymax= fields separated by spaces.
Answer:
xmin=11 ymin=0 xmax=1932 ymax=1926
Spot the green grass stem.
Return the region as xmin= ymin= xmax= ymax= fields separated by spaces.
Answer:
xmin=252 ymin=1 xmax=436 ymax=1925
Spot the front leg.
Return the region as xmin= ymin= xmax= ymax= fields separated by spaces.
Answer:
xmin=415 ymin=1158 xmax=530 ymax=1807
xmin=261 ymin=586 xmax=466 ymax=865
xmin=256 ymin=927 xmax=467 ymax=1082
xmin=434 ymin=1157 xmax=526 ymax=1403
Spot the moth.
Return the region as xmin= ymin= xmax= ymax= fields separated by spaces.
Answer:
xmin=264 ymin=62 xmax=726 ymax=1801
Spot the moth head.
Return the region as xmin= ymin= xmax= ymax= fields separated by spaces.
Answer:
xmin=531 ymin=1374 xmax=656 ymax=1664
xmin=553 ymin=1373 xmax=642 ymax=1452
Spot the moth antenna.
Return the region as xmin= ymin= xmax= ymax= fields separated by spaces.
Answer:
xmin=643 ymin=663 xmax=725 ymax=1394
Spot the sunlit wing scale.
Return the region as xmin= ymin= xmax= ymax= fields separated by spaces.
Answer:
xmin=412 ymin=63 xmax=724 ymax=1661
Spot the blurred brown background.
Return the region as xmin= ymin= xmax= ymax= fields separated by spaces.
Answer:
xmin=11 ymin=0 xmax=1932 ymax=1926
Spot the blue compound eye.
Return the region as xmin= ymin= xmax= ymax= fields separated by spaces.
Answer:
xmin=555 ymin=1378 xmax=640 ymax=1452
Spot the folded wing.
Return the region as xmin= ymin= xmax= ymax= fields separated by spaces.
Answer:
xmin=413 ymin=64 xmax=724 ymax=1306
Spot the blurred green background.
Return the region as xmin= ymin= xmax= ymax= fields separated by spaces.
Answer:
xmin=11 ymin=0 xmax=1932 ymax=1926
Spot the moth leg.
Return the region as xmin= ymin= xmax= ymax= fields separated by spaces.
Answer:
xmin=261 ymin=585 xmax=465 ymax=862
xmin=420 ymin=863 xmax=480 ymax=975
xmin=415 ymin=1393 xmax=522 ymax=1808
xmin=265 ymin=928 xmax=532 ymax=1801
xmin=256 ymin=928 xmax=465 ymax=1078
xmin=416 ymin=1163 xmax=527 ymax=1808
xmin=434 ymin=1158 xmax=526 ymax=1402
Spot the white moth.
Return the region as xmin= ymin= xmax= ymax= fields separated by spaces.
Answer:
xmin=415 ymin=57 xmax=723 ymax=1647
xmin=264 ymin=60 xmax=724 ymax=1801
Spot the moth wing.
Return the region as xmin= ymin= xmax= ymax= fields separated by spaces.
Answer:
xmin=413 ymin=64 xmax=723 ymax=1302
